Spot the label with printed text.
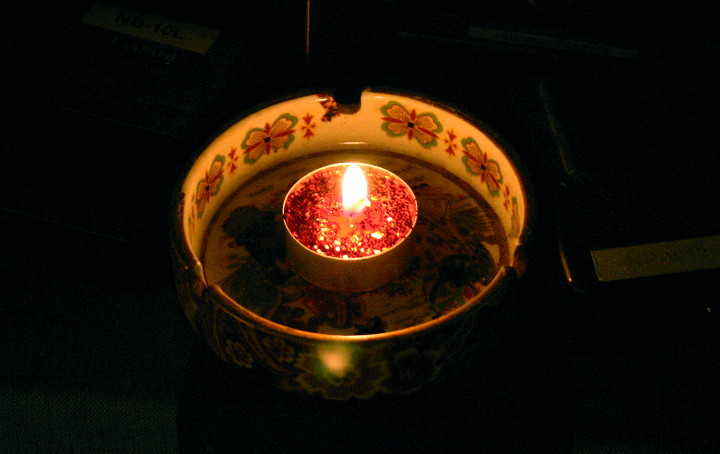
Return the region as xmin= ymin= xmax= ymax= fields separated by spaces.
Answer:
xmin=82 ymin=1 xmax=219 ymax=54
xmin=591 ymin=235 xmax=720 ymax=281
xmin=468 ymin=27 xmax=639 ymax=59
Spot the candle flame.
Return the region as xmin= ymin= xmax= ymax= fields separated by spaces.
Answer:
xmin=342 ymin=164 xmax=368 ymax=216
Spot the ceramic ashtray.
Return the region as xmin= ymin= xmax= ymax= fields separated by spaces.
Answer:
xmin=171 ymin=89 xmax=531 ymax=399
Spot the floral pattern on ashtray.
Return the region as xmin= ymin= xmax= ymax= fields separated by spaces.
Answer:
xmin=226 ymin=339 xmax=254 ymax=368
xmin=263 ymin=336 xmax=296 ymax=363
xmin=461 ymin=138 xmax=503 ymax=196
xmin=195 ymin=155 xmax=225 ymax=218
xmin=381 ymin=101 xmax=442 ymax=148
xmin=384 ymin=348 xmax=441 ymax=394
xmin=241 ymin=114 xmax=298 ymax=163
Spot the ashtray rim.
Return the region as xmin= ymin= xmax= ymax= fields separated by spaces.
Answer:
xmin=171 ymin=86 xmax=534 ymax=342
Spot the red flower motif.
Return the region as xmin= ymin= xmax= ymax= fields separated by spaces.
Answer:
xmin=502 ymin=184 xmax=512 ymax=211
xmin=227 ymin=147 xmax=240 ymax=174
xmin=300 ymin=113 xmax=316 ymax=138
xmin=443 ymin=129 xmax=458 ymax=156
xmin=241 ymin=114 xmax=298 ymax=163
xmin=381 ymin=101 xmax=442 ymax=148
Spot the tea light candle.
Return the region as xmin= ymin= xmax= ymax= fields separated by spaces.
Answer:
xmin=283 ymin=162 xmax=418 ymax=292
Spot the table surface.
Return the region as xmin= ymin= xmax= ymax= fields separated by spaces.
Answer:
xmin=3 ymin=236 xmax=718 ymax=453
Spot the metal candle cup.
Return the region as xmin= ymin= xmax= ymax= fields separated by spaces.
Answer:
xmin=283 ymin=162 xmax=418 ymax=292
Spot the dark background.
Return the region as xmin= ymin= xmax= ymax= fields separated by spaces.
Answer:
xmin=1 ymin=1 xmax=719 ymax=452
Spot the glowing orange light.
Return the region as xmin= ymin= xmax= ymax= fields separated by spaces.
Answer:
xmin=317 ymin=345 xmax=352 ymax=377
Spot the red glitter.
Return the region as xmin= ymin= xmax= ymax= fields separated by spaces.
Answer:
xmin=284 ymin=164 xmax=417 ymax=259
